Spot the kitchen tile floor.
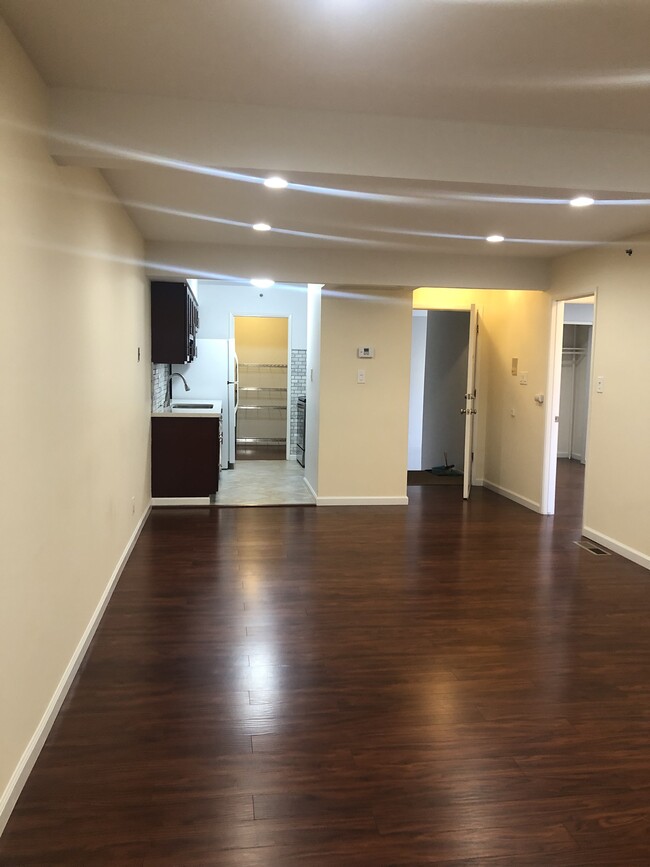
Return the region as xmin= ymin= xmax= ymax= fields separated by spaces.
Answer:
xmin=212 ymin=459 xmax=314 ymax=506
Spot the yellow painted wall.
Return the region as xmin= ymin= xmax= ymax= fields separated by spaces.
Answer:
xmin=315 ymin=286 xmax=412 ymax=502
xmin=480 ymin=290 xmax=552 ymax=509
xmin=0 ymin=19 xmax=150 ymax=821
xmin=550 ymin=242 xmax=650 ymax=564
xmin=234 ymin=316 xmax=288 ymax=364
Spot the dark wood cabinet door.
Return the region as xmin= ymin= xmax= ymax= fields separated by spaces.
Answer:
xmin=151 ymin=281 xmax=199 ymax=363
xmin=152 ymin=417 xmax=220 ymax=497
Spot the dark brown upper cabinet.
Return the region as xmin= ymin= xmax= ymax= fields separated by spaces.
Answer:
xmin=151 ymin=281 xmax=199 ymax=363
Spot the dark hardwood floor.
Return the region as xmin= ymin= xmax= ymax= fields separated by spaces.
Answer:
xmin=3 ymin=464 xmax=650 ymax=865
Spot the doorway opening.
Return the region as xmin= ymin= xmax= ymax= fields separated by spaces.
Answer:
xmin=208 ymin=313 xmax=311 ymax=505
xmin=407 ymin=307 xmax=478 ymax=497
xmin=543 ymin=296 xmax=595 ymax=519
xmin=234 ymin=315 xmax=290 ymax=461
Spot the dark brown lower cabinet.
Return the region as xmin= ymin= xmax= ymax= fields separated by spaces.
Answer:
xmin=152 ymin=417 xmax=220 ymax=497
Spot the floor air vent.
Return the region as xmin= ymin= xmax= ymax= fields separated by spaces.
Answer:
xmin=574 ymin=540 xmax=612 ymax=556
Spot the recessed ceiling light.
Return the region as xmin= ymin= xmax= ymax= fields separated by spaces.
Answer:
xmin=570 ymin=196 xmax=595 ymax=208
xmin=264 ymin=176 xmax=288 ymax=190
xmin=252 ymin=222 xmax=272 ymax=232
xmin=250 ymin=278 xmax=275 ymax=289
xmin=486 ymin=234 xmax=505 ymax=243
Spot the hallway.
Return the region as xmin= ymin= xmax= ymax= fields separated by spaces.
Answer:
xmin=2 ymin=484 xmax=650 ymax=864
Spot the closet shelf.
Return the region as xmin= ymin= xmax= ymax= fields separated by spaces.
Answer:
xmin=236 ymin=355 xmax=288 ymax=451
xmin=237 ymin=437 xmax=286 ymax=446
xmin=239 ymin=386 xmax=287 ymax=393
xmin=239 ymin=362 xmax=287 ymax=369
xmin=239 ymin=404 xmax=287 ymax=411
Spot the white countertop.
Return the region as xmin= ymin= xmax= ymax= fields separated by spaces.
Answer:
xmin=152 ymin=399 xmax=222 ymax=418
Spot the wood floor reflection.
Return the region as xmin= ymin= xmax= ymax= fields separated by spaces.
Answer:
xmin=3 ymin=468 xmax=650 ymax=865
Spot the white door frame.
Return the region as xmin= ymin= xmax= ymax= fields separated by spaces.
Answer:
xmin=230 ymin=313 xmax=293 ymax=459
xmin=463 ymin=304 xmax=478 ymax=499
xmin=409 ymin=304 xmax=480 ymax=491
xmin=540 ymin=292 xmax=597 ymax=515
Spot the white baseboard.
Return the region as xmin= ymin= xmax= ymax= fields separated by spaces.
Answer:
xmin=0 ymin=505 xmax=151 ymax=837
xmin=151 ymin=497 xmax=210 ymax=506
xmin=482 ymin=480 xmax=541 ymax=513
xmin=315 ymin=495 xmax=409 ymax=506
xmin=582 ymin=526 xmax=650 ymax=572
xmin=303 ymin=477 xmax=317 ymax=501
xmin=302 ymin=477 xmax=408 ymax=506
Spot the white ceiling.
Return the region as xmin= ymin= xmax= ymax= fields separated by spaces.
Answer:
xmin=3 ymin=0 xmax=650 ymax=273
xmin=4 ymin=0 xmax=650 ymax=132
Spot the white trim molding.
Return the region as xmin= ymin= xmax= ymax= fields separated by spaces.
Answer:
xmin=151 ymin=497 xmax=211 ymax=506
xmin=315 ymin=495 xmax=409 ymax=506
xmin=302 ymin=477 xmax=318 ymax=502
xmin=0 ymin=506 xmax=151 ymax=837
xmin=303 ymin=475 xmax=408 ymax=506
xmin=482 ymin=480 xmax=541 ymax=514
xmin=583 ymin=527 xmax=650 ymax=572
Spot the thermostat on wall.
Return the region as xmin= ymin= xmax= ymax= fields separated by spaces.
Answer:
xmin=357 ymin=346 xmax=375 ymax=358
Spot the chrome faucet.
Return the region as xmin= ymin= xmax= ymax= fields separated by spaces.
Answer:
xmin=166 ymin=372 xmax=190 ymax=406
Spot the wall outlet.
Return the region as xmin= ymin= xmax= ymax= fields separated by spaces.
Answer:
xmin=519 ymin=371 xmax=528 ymax=385
xmin=596 ymin=375 xmax=605 ymax=393
xmin=357 ymin=369 xmax=366 ymax=384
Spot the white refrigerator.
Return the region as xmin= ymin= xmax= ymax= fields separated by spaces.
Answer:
xmin=172 ymin=338 xmax=238 ymax=470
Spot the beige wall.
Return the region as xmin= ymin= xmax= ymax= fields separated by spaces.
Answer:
xmin=481 ymin=290 xmax=552 ymax=510
xmin=550 ymin=242 xmax=650 ymax=566
xmin=314 ymin=286 xmax=412 ymax=503
xmin=0 ymin=20 xmax=150 ymax=824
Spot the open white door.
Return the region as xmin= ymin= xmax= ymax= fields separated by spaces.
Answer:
xmin=462 ymin=305 xmax=478 ymax=499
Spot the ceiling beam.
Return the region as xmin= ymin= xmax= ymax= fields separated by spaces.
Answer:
xmin=48 ymin=88 xmax=650 ymax=194
xmin=145 ymin=241 xmax=550 ymax=291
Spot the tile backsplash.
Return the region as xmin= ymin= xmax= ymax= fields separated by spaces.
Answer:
xmin=152 ymin=363 xmax=171 ymax=411
xmin=290 ymin=349 xmax=306 ymax=456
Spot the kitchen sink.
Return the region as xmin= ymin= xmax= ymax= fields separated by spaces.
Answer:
xmin=171 ymin=403 xmax=214 ymax=409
